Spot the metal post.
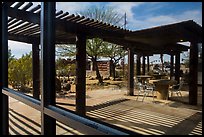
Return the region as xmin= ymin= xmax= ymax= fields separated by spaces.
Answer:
xmin=1 ymin=3 xmax=9 ymax=135
xmin=189 ymin=42 xmax=198 ymax=105
xmin=76 ymin=34 xmax=87 ymax=116
xmin=32 ymin=43 xmax=40 ymax=100
xmin=147 ymin=56 xmax=149 ymax=72
xmin=170 ymin=54 xmax=174 ymax=80
xmin=136 ymin=54 xmax=141 ymax=75
xmin=40 ymin=2 xmax=56 ymax=135
xmin=142 ymin=56 xmax=145 ymax=75
xmin=175 ymin=52 xmax=180 ymax=84
xmin=127 ymin=48 xmax=134 ymax=96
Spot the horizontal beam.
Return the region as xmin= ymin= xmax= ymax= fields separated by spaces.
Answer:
xmin=9 ymin=33 xmax=75 ymax=44
xmin=7 ymin=6 xmax=125 ymax=39
xmin=2 ymin=88 xmax=134 ymax=135
xmin=2 ymin=88 xmax=41 ymax=110
xmin=45 ymin=105 xmax=130 ymax=135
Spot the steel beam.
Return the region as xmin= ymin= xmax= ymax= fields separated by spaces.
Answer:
xmin=127 ymin=48 xmax=134 ymax=96
xmin=32 ymin=43 xmax=40 ymax=100
xmin=75 ymin=34 xmax=87 ymax=116
xmin=136 ymin=55 xmax=141 ymax=75
xmin=170 ymin=54 xmax=174 ymax=79
xmin=147 ymin=56 xmax=149 ymax=72
xmin=189 ymin=42 xmax=198 ymax=105
xmin=40 ymin=2 xmax=56 ymax=135
xmin=175 ymin=52 xmax=180 ymax=84
xmin=1 ymin=3 xmax=9 ymax=135
xmin=142 ymin=56 xmax=146 ymax=75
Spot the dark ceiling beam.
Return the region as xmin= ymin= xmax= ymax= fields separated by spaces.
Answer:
xmin=7 ymin=6 xmax=125 ymax=38
xmin=103 ymin=38 xmax=152 ymax=50
xmin=8 ymin=33 xmax=75 ymax=45
xmin=8 ymin=34 xmax=39 ymax=44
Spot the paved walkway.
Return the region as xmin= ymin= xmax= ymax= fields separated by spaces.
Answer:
xmin=9 ymin=86 xmax=202 ymax=135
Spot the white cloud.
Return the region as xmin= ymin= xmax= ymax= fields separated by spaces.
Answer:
xmin=107 ymin=2 xmax=144 ymax=19
xmin=129 ymin=9 xmax=202 ymax=30
xmin=56 ymin=2 xmax=93 ymax=14
xmin=8 ymin=41 xmax=32 ymax=59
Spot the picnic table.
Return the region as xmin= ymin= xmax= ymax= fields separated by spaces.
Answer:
xmin=136 ymin=75 xmax=152 ymax=85
xmin=149 ymin=79 xmax=177 ymax=100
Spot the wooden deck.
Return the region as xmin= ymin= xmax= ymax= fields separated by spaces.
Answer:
xmin=9 ymin=86 xmax=202 ymax=135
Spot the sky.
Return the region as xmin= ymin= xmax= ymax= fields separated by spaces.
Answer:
xmin=8 ymin=2 xmax=202 ymax=63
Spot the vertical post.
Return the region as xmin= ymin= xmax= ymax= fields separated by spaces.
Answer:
xmin=1 ymin=3 xmax=9 ymax=135
xmin=127 ymin=48 xmax=134 ymax=96
xmin=142 ymin=56 xmax=145 ymax=75
xmin=147 ymin=56 xmax=149 ymax=72
xmin=40 ymin=2 xmax=56 ymax=135
xmin=32 ymin=43 xmax=40 ymax=100
xmin=136 ymin=54 xmax=141 ymax=75
xmin=76 ymin=34 xmax=86 ymax=116
xmin=170 ymin=54 xmax=174 ymax=80
xmin=175 ymin=52 xmax=180 ymax=84
xmin=189 ymin=42 xmax=198 ymax=105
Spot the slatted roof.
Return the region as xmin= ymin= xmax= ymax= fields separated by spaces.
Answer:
xmin=6 ymin=2 xmax=131 ymax=45
xmin=4 ymin=2 xmax=202 ymax=55
xmin=125 ymin=20 xmax=202 ymax=47
xmin=104 ymin=20 xmax=202 ymax=54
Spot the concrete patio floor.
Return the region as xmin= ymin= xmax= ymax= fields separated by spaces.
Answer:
xmin=8 ymin=86 xmax=202 ymax=135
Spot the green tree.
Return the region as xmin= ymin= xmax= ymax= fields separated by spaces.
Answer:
xmin=56 ymin=6 xmax=125 ymax=84
xmin=182 ymin=51 xmax=189 ymax=67
xmin=8 ymin=48 xmax=15 ymax=62
xmin=79 ymin=6 xmax=125 ymax=83
xmin=102 ymin=43 xmax=127 ymax=80
xmin=8 ymin=52 xmax=32 ymax=91
xmin=56 ymin=58 xmax=76 ymax=77
xmin=160 ymin=54 xmax=164 ymax=72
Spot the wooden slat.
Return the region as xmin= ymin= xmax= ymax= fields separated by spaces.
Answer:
xmin=77 ymin=18 xmax=92 ymax=24
xmin=7 ymin=2 xmax=26 ymax=24
xmin=55 ymin=10 xmax=63 ymax=16
xmin=12 ymin=24 xmax=37 ymax=34
xmin=28 ymin=5 xmax=41 ymax=12
xmin=70 ymin=16 xmax=85 ymax=22
xmin=8 ymin=20 xmax=24 ymax=30
xmin=21 ymin=2 xmax=33 ymax=11
xmin=56 ymin=12 xmax=69 ymax=19
xmin=68 ymin=15 xmax=81 ymax=21
xmin=87 ymin=20 xmax=103 ymax=27
xmin=61 ymin=14 xmax=75 ymax=20
xmin=17 ymin=25 xmax=40 ymax=35
xmin=13 ymin=2 xmax=25 ymax=9
xmin=85 ymin=20 xmax=99 ymax=26
xmin=8 ymin=18 xmax=17 ymax=25
xmin=23 ymin=27 xmax=40 ymax=36
xmin=9 ymin=22 xmax=33 ymax=33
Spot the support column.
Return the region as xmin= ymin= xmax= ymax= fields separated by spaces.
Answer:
xmin=136 ymin=54 xmax=141 ymax=75
xmin=189 ymin=42 xmax=198 ymax=105
xmin=40 ymin=2 xmax=56 ymax=135
xmin=170 ymin=54 xmax=174 ymax=80
xmin=1 ymin=3 xmax=9 ymax=135
xmin=147 ymin=56 xmax=150 ymax=72
xmin=175 ymin=52 xmax=180 ymax=84
xmin=142 ymin=56 xmax=145 ymax=75
xmin=32 ymin=43 xmax=40 ymax=100
xmin=76 ymin=34 xmax=86 ymax=116
xmin=127 ymin=48 xmax=134 ymax=96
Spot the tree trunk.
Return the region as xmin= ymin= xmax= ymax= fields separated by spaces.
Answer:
xmin=160 ymin=54 xmax=164 ymax=72
xmin=113 ymin=63 xmax=116 ymax=81
xmin=92 ymin=58 xmax=103 ymax=84
xmin=109 ymin=60 xmax=114 ymax=77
